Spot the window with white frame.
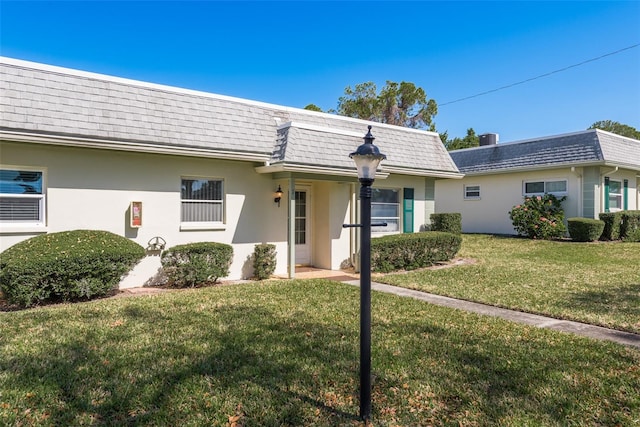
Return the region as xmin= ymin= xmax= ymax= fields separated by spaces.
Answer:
xmin=372 ymin=188 xmax=399 ymax=232
xmin=181 ymin=178 xmax=224 ymax=223
xmin=524 ymin=180 xmax=567 ymax=196
xmin=464 ymin=185 xmax=481 ymax=199
xmin=608 ymin=179 xmax=622 ymax=211
xmin=0 ymin=168 xmax=45 ymax=225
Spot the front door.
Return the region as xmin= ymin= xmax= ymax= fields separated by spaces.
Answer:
xmin=295 ymin=189 xmax=311 ymax=265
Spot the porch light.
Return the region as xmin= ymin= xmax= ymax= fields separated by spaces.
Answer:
xmin=350 ymin=125 xmax=386 ymax=422
xmin=274 ymin=185 xmax=283 ymax=207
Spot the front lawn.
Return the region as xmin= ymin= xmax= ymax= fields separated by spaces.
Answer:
xmin=1 ymin=280 xmax=639 ymax=426
xmin=378 ymin=234 xmax=640 ymax=333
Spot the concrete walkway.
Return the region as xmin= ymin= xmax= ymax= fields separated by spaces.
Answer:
xmin=340 ymin=279 xmax=640 ymax=350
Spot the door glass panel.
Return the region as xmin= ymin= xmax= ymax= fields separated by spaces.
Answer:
xmin=295 ymin=191 xmax=306 ymax=245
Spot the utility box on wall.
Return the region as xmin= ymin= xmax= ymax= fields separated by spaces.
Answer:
xmin=130 ymin=201 xmax=142 ymax=228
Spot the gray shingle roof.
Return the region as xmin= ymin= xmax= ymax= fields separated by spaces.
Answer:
xmin=450 ymin=130 xmax=640 ymax=174
xmin=0 ymin=57 xmax=460 ymax=177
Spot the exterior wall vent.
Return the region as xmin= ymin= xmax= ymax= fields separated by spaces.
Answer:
xmin=479 ymin=133 xmax=499 ymax=146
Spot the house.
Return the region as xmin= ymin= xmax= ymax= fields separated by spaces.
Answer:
xmin=435 ymin=131 xmax=640 ymax=235
xmin=0 ymin=57 xmax=462 ymax=280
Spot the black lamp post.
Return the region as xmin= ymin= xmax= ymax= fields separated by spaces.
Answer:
xmin=349 ymin=125 xmax=386 ymax=421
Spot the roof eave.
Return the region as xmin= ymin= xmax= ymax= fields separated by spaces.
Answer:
xmin=382 ymin=165 xmax=464 ymax=179
xmin=0 ymin=130 xmax=271 ymax=163
xmin=255 ymin=163 xmax=390 ymax=179
xmin=457 ymin=160 xmax=640 ymax=176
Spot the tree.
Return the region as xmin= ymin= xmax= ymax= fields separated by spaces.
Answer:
xmin=441 ymin=128 xmax=479 ymax=151
xmin=335 ymin=81 xmax=438 ymax=131
xmin=304 ymin=104 xmax=323 ymax=112
xmin=588 ymin=120 xmax=640 ymax=140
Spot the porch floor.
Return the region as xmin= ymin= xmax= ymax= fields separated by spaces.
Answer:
xmin=275 ymin=266 xmax=359 ymax=282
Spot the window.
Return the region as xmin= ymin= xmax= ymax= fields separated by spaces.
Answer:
xmin=464 ymin=185 xmax=481 ymax=199
xmin=524 ymin=180 xmax=567 ymax=196
xmin=608 ymin=179 xmax=622 ymax=211
xmin=372 ymin=188 xmax=399 ymax=232
xmin=0 ymin=168 xmax=45 ymax=226
xmin=181 ymin=178 xmax=224 ymax=224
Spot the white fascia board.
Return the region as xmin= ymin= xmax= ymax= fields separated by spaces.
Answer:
xmin=0 ymin=130 xmax=270 ymax=162
xmin=381 ymin=165 xmax=464 ymax=179
xmin=459 ymin=161 xmax=609 ymax=176
xmin=255 ymin=163 xmax=389 ymax=179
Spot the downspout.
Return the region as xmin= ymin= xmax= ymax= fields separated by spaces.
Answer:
xmin=570 ymin=167 xmax=583 ymax=217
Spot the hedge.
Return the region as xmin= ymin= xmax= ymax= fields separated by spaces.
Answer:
xmin=621 ymin=210 xmax=640 ymax=242
xmin=0 ymin=230 xmax=145 ymax=307
xmin=253 ymin=243 xmax=277 ymax=280
xmin=599 ymin=212 xmax=623 ymax=241
xmin=600 ymin=210 xmax=640 ymax=241
xmin=567 ymin=218 xmax=605 ymax=242
xmin=370 ymin=231 xmax=462 ymax=273
xmin=161 ymin=242 xmax=233 ymax=287
xmin=430 ymin=213 xmax=462 ymax=234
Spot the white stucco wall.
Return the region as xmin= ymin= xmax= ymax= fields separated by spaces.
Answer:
xmin=436 ymin=166 xmax=639 ymax=235
xmin=0 ymin=142 xmax=287 ymax=280
xmin=435 ymin=168 xmax=583 ymax=235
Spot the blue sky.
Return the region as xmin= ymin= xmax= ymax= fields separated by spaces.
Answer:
xmin=1 ymin=1 xmax=639 ymax=142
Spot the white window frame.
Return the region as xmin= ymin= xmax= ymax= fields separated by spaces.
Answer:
xmin=371 ymin=187 xmax=400 ymax=234
xmin=523 ymin=179 xmax=567 ymax=197
xmin=464 ymin=184 xmax=481 ymax=200
xmin=0 ymin=165 xmax=47 ymax=232
xmin=608 ymin=179 xmax=623 ymax=212
xmin=180 ymin=176 xmax=225 ymax=231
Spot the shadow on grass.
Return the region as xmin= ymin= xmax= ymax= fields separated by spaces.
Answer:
xmin=2 ymin=284 xmax=638 ymax=425
xmin=563 ymin=283 xmax=640 ymax=316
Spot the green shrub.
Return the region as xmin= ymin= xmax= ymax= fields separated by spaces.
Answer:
xmin=161 ymin=242 xmax=233 ymax=287
xmin=567 ymin=218 xmax=605 ymax=242
xmin=599 ymin=212 xmax=623 ymax=240
xmin=430 ymin=213 xmax=462 ymax=234
xmin=253 ymin=243 xmax=277 ymax=280
xmin=0 ymin=230 xmax=145 ymax=307
xmin=370 ymin=232 xmax=462 ymax=273
xmin=621 ymin=210 xmax=640 ymax=242
xmin=509 ymin=194 xmax=567 ymax=239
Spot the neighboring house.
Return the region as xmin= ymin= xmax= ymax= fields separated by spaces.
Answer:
xmin=435 ymin=130 xmax=640 ymax=235
xmin=0 ymin=57 xmax=462 ymax=280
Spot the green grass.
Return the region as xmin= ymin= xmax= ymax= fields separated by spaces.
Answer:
xmin=378 ymin=234 xmax=640 ymax=334
xmin=1 ymin=280 xmax=639 ymax=426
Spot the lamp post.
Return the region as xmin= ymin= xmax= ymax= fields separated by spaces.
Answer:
xmin=349 ymin=125 xmax=386 ymax=421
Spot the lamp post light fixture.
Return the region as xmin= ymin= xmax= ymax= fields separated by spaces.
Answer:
xmin=349 ymin=125 xmax=386 ymax=421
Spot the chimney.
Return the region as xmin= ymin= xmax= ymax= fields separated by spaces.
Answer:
xmin=479 ymin=133 xmax=499 ymax=146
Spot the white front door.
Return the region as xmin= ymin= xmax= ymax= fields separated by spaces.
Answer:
xmin=295 ymin=189 xmax=311 ymax=265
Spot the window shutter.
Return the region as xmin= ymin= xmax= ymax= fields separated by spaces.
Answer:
xmin=623 ymin=179 xmax=628 ymax=210
xmin=403 ymin=188 xmax=414 ymax=233
xmin=604 ymin=177 xmax=610 ymax=212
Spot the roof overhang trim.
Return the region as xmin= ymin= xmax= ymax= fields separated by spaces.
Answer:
xmin=382 ymin=165 xmax=464 ymax=179
xmin=459 ymin=160 xmax=640 ymax=176
xmin=0 ymin=130 xmax=271 ymax=162
xmin=255 ymin=163 xmax=389 ymax=179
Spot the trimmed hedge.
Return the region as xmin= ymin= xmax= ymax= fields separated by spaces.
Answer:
xmin=0 ymin=230 xmax=145 ymax=307
xmin=430 ymin=213 xmax=462 ymax=234
xmin=161 ymin=242 xmax=233 ymax=287
xmin=599 ymin=210 xmax=640 ymax=241
xmin=567 ymin=218 xmax=605 ymax=242
xmin=253 ymin=243 xmax=277 ymax=280
xmin=370 ymin=231 xmax=462 ymax=273
xmin=599 ymin=212 xmax=623 ymax=241
xmin=621 ymin=211 xmax=640 ymax=242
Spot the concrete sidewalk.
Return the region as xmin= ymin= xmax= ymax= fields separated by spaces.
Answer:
xmin=341 ymin=279 xmax=640 ymax=350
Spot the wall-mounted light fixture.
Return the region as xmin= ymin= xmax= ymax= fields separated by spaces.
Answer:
xmin=274 ymin=185 xmax=283 ymax=207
